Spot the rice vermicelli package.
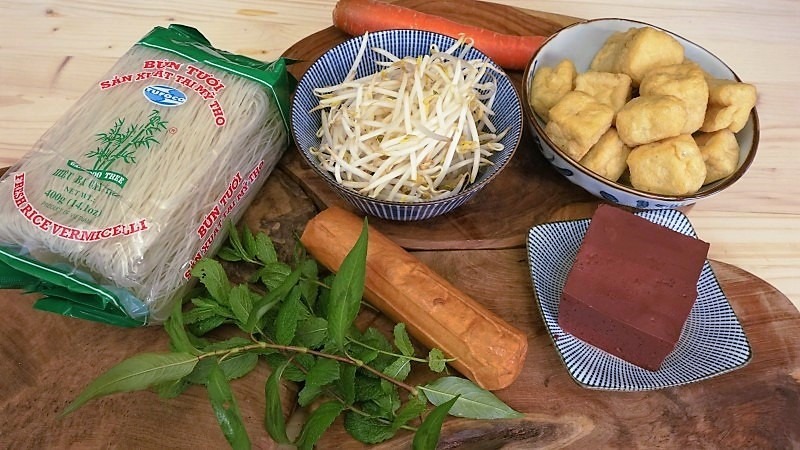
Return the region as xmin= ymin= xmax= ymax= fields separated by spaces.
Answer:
xmin=0 ymin=25 xmax=294 ymax=326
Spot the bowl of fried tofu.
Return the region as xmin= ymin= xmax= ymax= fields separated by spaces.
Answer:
xmin=521 ymin=18 xmax=759 ymax=209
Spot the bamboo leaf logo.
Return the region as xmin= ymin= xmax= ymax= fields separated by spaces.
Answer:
xmin=85 ymin=110 xmax=168 ymax=172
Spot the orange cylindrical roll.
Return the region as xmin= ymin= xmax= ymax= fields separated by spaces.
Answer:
xmin=300 ymin=206 xmax=527 ymax=390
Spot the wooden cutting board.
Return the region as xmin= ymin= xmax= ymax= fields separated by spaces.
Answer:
xmin=280 ymin=0 xmax=597 ymax=251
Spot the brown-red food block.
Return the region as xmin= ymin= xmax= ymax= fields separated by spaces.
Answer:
xmin=558 ymin=205 xmax=710 ymax=371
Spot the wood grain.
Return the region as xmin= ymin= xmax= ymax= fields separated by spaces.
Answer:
xmin=0 ymin=0 xmax=798 ymax=448
xmin=308 ymin=253 xmax=800 ymax=449
xmin=0 ymin=290 xmax=297 ymax=449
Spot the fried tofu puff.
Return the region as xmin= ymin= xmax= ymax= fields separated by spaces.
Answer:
xmin=640 ymin=63 xmax=709 ymax=134
xmin=616 ymin=95 xmax=687 ymax=147
xmin=695 ymin=129 xmax=740 ymax=183
xmin=574 ymin=71 xmax=633 ymax=116
xmin=544 ymin=91 xmax=615 ymax=161
xmin=627 ymin=134 xmax=707 ymax=195
xmin=580 ymin=128 xmax=631 ymax=181
xmin=700 ymin=78 xmax=757 ymax=133
xmin=530 ymin=59 xmax=577 ymax=121
xmin=590 ymin=27 xmax=685 ymax=86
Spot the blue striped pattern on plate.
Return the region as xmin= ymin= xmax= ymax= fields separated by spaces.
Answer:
xmin=526 ymin=208 xmax=752 ymax=391
xmin=291 ymin=29 xmax=522 ymax=221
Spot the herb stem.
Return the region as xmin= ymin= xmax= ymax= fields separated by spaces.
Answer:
xmin=346 ymin=337 xmax=428 ymax=363
xmin=199 ymin=342 xmax=419 ymax=396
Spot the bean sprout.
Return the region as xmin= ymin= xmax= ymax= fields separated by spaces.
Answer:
xmin=310 ymin=33 xmax=508 ymax=202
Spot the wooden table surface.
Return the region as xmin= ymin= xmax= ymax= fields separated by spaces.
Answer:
xmin=1 ymin=0 xmax=798 ymax=312
xmin=0 ymin=1 xmax=799 ymax=448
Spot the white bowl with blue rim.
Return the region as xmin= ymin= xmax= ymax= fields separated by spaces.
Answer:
xmin=521 ymin=18 xmax=759 ymax=210
xmin=291 ymin=29 xmax=523 ymax=221
xmin=526 ymin=208 xmax=751 ymax=390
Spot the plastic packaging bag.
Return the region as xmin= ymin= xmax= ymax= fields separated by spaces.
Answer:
xmin=0 ymin=25 xmax=295 ymax=326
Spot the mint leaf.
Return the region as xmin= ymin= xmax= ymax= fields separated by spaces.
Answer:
xmin=264 ymin=353 xmax=313 ymax=383
xmin=217 ymin=246 xmax=242 ymax=262
xmin=294 ymin=317 xmax=328 ymax=349
xmin=297 ymin=384 xmax=322 ymax=407
xmin=427 ymin=348 xmax=447 ymax=373
xmin=327 ymin=219 xmax=368 ymax=350
xmin=191 ymin=259 xmax=231 ymax=306
xmin=354 ymin=375 xmax=384 ymax=402
xmin=254 ymin=232 xmax=278 ymax=265
xmin=246 ymin=266 xmax=302 ymax=333
xmin=295 ymin=401 xmax=344 ymax=450
xmin=383 ymin=356 xmax=412 ymax=382
xmin=412 ymin=395 xmax=458 ymax=450
xmin=63 ymin=352 xmax=198 ymax=416
xmin=226 ymin=221 xmax=248 ymax=262
xmin=419 ymin=377 xmax=523 ymax=419
xmin=220 ymin=353 xmax=259 ymax=381
xmin=299 ymin=259 xmax=319 ymax=308
xmin=242 ymin=226 xmax=257 ymax=261
xmin=254 ymin=262 xmax=291 ymax=290
xmin=343 ymin=411 xmax=395 ymax=444
xmin=264 ymin=360 xmax=290 ymax=444
xmin=188 ymin=315 xmax=227 ymax=337
xmin=275 ymin=286 xmax=304 ymax=345
xmin=305 ymin=358 xmax=340 ymax=387
xmin=336 ymin=364 xmax=357 ymax=405
xmin=393 ymin=323 xmax=414 ymax=357
xmin=393 ymin=392 xmax=427 ymax=430
xmin=165 ymin=300 xmax=199 ymax=355
xmin=229 ymin=284 xmax=254 ymax=326
xmin=207 ymin=362 xmax=251 ymax=450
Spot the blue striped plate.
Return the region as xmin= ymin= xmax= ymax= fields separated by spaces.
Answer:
xmin=526 ymin=208 xmax=752 ymax=391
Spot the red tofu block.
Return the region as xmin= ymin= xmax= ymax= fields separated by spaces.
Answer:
xmin=558 ymin=205 xmax=710 ymax=371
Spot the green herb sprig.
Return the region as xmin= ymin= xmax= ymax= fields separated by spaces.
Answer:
xmin=62 ymin=220 xmax=522 ymax=449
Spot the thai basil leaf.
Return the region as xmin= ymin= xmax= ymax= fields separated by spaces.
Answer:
xmin=419 ymin=377 xmax=523 ymax=419
xmin=412 ymin=395 xmax=458 ymax=450
xmin=152 ymin=378 xmax=190 ymax=399
xmin=207 ymin=362 xmax=251 ymax=450
xmin=327 ymin=219 xmax=368 ymax=350
xmin=63 ymin=352 xmax=198 ymax=415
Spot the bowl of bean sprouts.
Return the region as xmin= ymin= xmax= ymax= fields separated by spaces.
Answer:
xmin=291 ymin=29 xmax=523 ymax=221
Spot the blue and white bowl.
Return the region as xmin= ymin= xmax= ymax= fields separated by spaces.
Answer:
xmin=291 ymin=29 xmax=523 ymax=221
xmin=521 ymin=18 xmax=759 ymax=210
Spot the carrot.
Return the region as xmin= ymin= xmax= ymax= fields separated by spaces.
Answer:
xmin=332 ymin=0 xmax=546 ymax=71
